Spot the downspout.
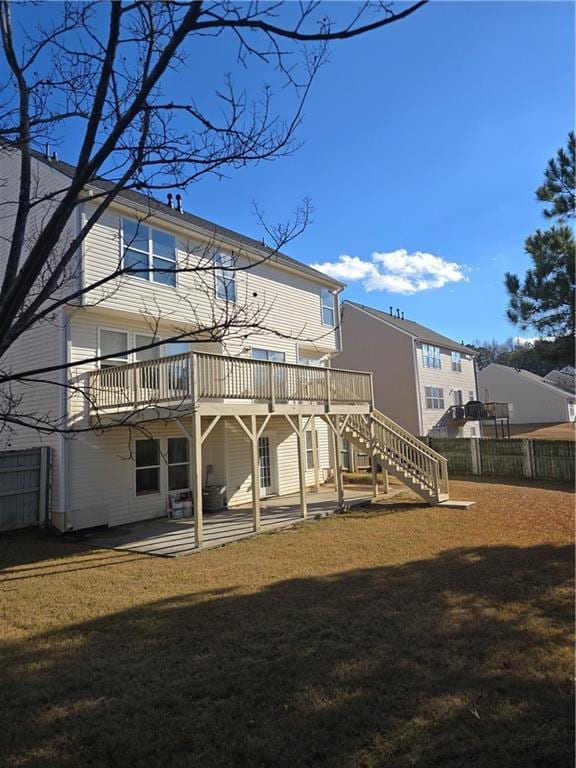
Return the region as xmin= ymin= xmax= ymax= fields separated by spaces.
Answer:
xmin=412 ymin=339 xmax=424 ymax=436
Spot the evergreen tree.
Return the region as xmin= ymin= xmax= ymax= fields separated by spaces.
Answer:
xmin=505 ymin=132 xmax=575 ymax=367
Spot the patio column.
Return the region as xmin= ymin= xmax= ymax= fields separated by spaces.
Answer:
xmin=370 ymin=418 xmax=379 ymax=500
xmin=296 ymin=414 xmax=307 ymax=519
xmin=250 ymin=415 xmax=261 ymax=532
xmin=191 ymin=410 xmax=203 ymax=549
xmin=311 ymin=415 xmax=320 ymax=493
xmin=330 ymin=415 xmax=344 ymax=506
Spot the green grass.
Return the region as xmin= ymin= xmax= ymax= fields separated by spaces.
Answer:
xmin=0 ymin=479 xmax=573 ymax=768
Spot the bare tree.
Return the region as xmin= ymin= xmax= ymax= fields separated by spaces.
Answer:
xmin=0 ymin=0 xmax=428 ymax=440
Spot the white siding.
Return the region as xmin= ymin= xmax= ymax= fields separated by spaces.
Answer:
xmin=81 ymin=201 xmax=339 ymax=356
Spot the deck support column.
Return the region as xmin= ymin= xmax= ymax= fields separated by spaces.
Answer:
xmin=330 ymin=415 xmax=344 ymax=507
xmin=296 ymin=414 xmax=308 ymax=519
xmin=191 ymin=410 xmax=203 ymax=549
xmin=370 ymin=419 xmax=379 ymax=499
xmin=311 ymin=415 xmax=320 ymax=493
xmin=250 ymin=415 xmax=261 ymax=532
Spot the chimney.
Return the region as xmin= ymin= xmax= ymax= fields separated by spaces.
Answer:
xmin=167 ymin=193 xmax=173 ymax=209
xmin=175 ymin=193 xmax=183 ymax=213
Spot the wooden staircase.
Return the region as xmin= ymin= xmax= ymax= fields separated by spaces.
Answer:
xmin=342 ymin=408 xmax=450 ymax=504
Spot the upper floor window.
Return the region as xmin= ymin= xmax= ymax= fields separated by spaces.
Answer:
xmin=321 ymin=288 xmax=335 ymax=327
xmin=451 ymin=351 xmax=462 ymax=372
xmin=422 ymin=344 xmax=441 ymax=369
xmin=214 ymin=251 xmax=236 ymax=302
xmin=99 ymin=329 xmax=129 ymax=369
xmin=425 ymin=386 xmax=445 ymax=409
xmin=123 ymin=218 xmax=176 ymax=287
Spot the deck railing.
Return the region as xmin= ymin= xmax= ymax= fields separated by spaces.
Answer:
xmin=88 ymin=351 xmax=373 ymax=413
xmin=448 ymin=402 xmax=510 ymax=422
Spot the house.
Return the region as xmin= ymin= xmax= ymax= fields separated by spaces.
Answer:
xmin=477 ymin=363 xmax=576 ymax=425
xmin=337 ymin=301 xmax=480 ymax=439
xmin=0 ymin=148 xmax=450 ymax=542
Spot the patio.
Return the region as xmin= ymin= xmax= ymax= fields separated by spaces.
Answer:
xmin=78 ymin=487 xmax=375 ymax=557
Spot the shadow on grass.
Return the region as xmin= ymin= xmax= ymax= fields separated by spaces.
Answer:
xmin=1 ymin=543 xmax=573 ymax=768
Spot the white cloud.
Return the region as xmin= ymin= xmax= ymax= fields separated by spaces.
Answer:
xmin=513 ymin=335 xmax=554 ymax=346
xmin=311 ymin=249 xmax=468 ymax=295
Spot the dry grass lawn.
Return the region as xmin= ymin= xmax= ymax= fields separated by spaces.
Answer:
xmin=0 ymin=479 xmax=574 ymax=768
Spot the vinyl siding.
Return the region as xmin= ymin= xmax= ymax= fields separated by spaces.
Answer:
xmin=416 ymin=343 xmax=479 ymax=436
xmin=477 ymin=364 xmax=573 ymax=424
xmin=0 ymin=150 xmax=77 ymax=515
xmin=81 ymin=201 xmax=339 ymax=356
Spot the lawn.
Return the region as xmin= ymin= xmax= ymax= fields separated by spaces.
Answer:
xmin=0 ymin=479 xmax=573 ymax=768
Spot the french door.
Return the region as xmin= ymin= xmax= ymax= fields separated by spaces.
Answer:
xmin=258 ymin=436 xmax=275 ymax=496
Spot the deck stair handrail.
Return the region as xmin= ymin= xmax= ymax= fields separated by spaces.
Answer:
xmin=342 ymin=407 xmax=449 ymax=502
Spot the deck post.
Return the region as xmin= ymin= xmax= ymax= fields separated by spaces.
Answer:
xmin=311 ymin=415 xmax=320 ymax=493
xmin=369 ymin=419 xmax=379 ymax=499
xmin=330 ymin=415 xmax=344 ymax=506
xmin=268 ymin=365 xmax=276 ymax=411
xmin=191 ymin=410 xmax=203 ymax=548
xmin=297 ymin=413 xmax=308 ymax=518
xmin=250 ymin=415 xmax=261 ymax=531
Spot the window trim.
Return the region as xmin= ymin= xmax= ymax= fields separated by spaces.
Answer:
xmin=305 ymin=430 xmax=316 ymax=471
xmin=134 ymin=438 xmax=161 ymax=497
xmin=98 ymin=327 xmax=163 ymax=369
xmin=422 ymin=344 xmax=441 ymax=369
xmin=424 ymin=386 xmax=445 ymax=410
xmin=121 ymin=216 xmax=178 ymax=288
xmin=98 ymin=327 xmax=130 ymax=369
xmin=167 ymin=436 xmax=190 ymax=492
xmin=451 ymin=351 xmax=462 ymax=372
xmin=320 ymin=288 xmax=335 ymax=327
xmin=251 ymin=348 xmax=286 ymax=363
xmin=214 ymin=250 xmax=237 ymax=303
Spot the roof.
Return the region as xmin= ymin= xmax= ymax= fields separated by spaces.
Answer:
xmin=343 ymin=300 xmax=474 ymax=355
xmin=28 ymin=148 xmax=344 ymax=290
xmin=481 ymin=363 xmax=575 ymax=398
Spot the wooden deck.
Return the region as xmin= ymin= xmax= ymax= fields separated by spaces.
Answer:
xmin=79 ymin=488 xmax=374 ymax=558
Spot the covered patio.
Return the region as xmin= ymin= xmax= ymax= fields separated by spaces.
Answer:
xmin=79 ymin=488 xmax=374 ymax=557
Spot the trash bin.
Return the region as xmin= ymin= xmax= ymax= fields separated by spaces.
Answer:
xmin=202 ymin=485 xmax=227 ymax=512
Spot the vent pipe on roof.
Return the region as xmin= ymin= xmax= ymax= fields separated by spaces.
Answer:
xmin=396 ymin=308 xmax=400 ymax=318
xmin=389 ymin=306 xmax=393 ymax=316
xmin=45 ymin=143 xmax=50 ymax=159
xmin=175 ymin=193 xmax=183 ymax=213
xmin=167 ymin=193 xmax=173 ymax=209
xmin=51 ymin=151 xmax=58 ymax=162
xmin=401 ymin=311 xmax=404 ymax=320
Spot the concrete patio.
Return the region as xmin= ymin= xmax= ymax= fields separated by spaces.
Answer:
xmin=79 ymin=487 xmax=375 ymax=557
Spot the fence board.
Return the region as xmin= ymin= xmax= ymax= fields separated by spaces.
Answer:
xmin=533 ymin=440 xmax=575 ymax=482
xmin=427 ymin=438 xmax=473 ymax=475
xmin=0 ymin=448 xmax=50 ymax=531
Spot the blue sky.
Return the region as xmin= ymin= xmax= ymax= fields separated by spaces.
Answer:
xmin=4 ymin=2 xmax=575 ymax=345
xmin=185 ymin=1 xmax=574 ymax=345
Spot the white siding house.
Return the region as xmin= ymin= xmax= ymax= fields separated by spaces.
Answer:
xmin=1 ymin=149 xmax=452 ymax=540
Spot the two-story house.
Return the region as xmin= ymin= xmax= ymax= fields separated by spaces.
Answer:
xmin=337 ymin=301 xmax=480 ymax=438
xmin=0 ymin=149 xmax=450 ymax=544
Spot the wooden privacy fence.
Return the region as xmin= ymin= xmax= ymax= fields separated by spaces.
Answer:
xmin=423 ymin=437 xmax=574 ymax=483
xmin=0 ymin=447 xmax=50 ymax=531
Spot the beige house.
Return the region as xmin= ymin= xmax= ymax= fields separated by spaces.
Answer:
xmin=478 ymin=363 xmax=576 ymax=424
xmin=337 ymin=301 xmax=480 ymax=439
xmin=0 ymin=149 xmax=450 ymax=541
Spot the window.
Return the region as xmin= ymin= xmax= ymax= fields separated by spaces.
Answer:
xmin=214 ymin=251 xmax=236 ymax=302
xmin=251 ymin=348 xmax=286 ymax=362
xmin=321 ymin=288 xmax=335 ymax=327
xmin=422 ymin=344 xmax=441 ymax=369
xmin=451 ymin=351 xmax=462 ymax=372
xmin=468 ymin=390 xmax=475 ymax=401
xmin=453 ymin=389 xmax=463 ymax=406
xmin=134 ymin=334 xmax=160 ymax=389
xmin=168 ymin=437 xmax=190 ymax=491
xmin=135 ymin=439 xmax=160 ymax=495
xmin=425 ymin=386 xmax=445 ymax=409
xmin=123 ymin=218 xmax=176 ymax=287
xmin=305 ymin=431 xmax=316 ymax=470
xmin=99 ymin=329 xmax=129 ymax=368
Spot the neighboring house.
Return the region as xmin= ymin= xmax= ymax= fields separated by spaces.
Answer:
xmin=337 ymin=301 xmax=480 ymax=438
xmin=478 ymin=364 xmax=576 ymax=424
xmin=0 ymin=148 xmax=449 ymax=539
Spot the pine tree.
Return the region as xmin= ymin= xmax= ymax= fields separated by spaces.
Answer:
xmin=504 ymin=133 xmax=575 ymax=367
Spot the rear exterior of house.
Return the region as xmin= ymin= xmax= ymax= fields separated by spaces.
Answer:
xmin=1 ymin=149 xmax=451 ymax=539
xmin=337 ymin=301 xmax=480 ymax=440
xmin=478 ymin=364 xmax=576 ymax=425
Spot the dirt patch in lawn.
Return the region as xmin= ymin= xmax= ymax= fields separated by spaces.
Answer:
xmin=0 ymin=479 xmax=573 ymax=768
